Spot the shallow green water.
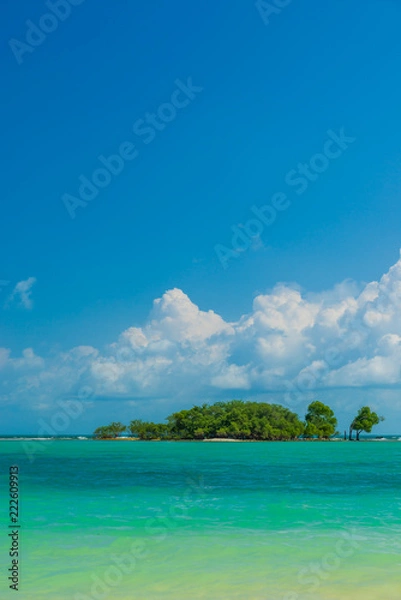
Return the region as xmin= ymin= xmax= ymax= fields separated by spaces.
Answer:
xmin=1 ymin=440 xmax=400 ymax=599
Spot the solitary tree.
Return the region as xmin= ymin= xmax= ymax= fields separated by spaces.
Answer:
xmin=304 ymin=401 xmax=337 ymax=439
xmin=349 ymin=407 xmax=384 ymax=440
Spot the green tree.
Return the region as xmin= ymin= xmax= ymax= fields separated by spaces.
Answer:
xmin=128 ymin=420 xmax=145 ymax=438
xmin=93 ymin=422 xmax=126 ymax=439
xmin=109 ymin=422 xmax=127 ymax=438
xmin=304 ymin=401 xmax=337 ymax=439
xmin=93 ymin=426 xmax=106 ymax=439
xmin=93 ymin=425 xmax=114 ymax=439
xmin=349 ymin=407 xmax=384 ymax=440
xmin=128 ymin=419 xmax=169 ymax=440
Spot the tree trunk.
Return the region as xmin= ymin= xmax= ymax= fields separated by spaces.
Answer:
xmin=356 ymin=430 xmax=360 ymax=441
xmin=349 ymin=425 xmax=353 ymax=440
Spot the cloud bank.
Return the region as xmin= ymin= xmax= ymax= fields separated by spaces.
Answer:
xmin=1 ymin=255 xmax=401 ymax=418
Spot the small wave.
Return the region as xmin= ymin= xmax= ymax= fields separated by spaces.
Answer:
xmin=0 ymin=437 xmax=55 ymax=441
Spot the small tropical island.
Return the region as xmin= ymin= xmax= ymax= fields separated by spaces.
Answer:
xmin=93 ymin=400 xmax=384 ymax=441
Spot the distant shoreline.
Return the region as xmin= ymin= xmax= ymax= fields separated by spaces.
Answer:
xmin=1 ymin=436 xmax=400 ymax=442
xmin=91 ymin=437 xmax=401 ymax=442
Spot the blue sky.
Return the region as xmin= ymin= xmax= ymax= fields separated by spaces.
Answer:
xmin=1 ymin=0 xmax=401 ymax=433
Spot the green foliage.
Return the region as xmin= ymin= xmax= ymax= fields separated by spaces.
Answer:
xmin=128 ymin=419 xmax=169 ymax=440
xmin=166 ymin=400 xmax=304 ymax=440
xmin=96 ymin=401 xmax=305 ymax=440
xmin=93 ymin=422 xmax=126 ymax=439
xmin=93 ymin=426 xmax=113 ymax=439
xmin=110 ymin=422 xmax=127 ymax=436
xmin=349 ymin=406 xmax=384 ymax=440
xmin=97 ymin=400 xmax=366 ymax=442
xmin=304 ymin=401 xmax=338 ymax=439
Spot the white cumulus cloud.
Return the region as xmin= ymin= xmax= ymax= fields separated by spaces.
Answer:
xmin=2 ymin=254 xmax=401 ymax=418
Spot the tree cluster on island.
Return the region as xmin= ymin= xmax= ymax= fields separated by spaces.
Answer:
xmin=93 ymin=400 xmax=384 ymax=441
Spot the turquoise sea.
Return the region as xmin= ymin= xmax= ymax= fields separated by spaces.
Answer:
xmin=1 ymin=440 xmax=400 ymax=599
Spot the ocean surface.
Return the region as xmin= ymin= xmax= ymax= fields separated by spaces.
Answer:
xmin=1 ymin=440 xmax=400 ymax=599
